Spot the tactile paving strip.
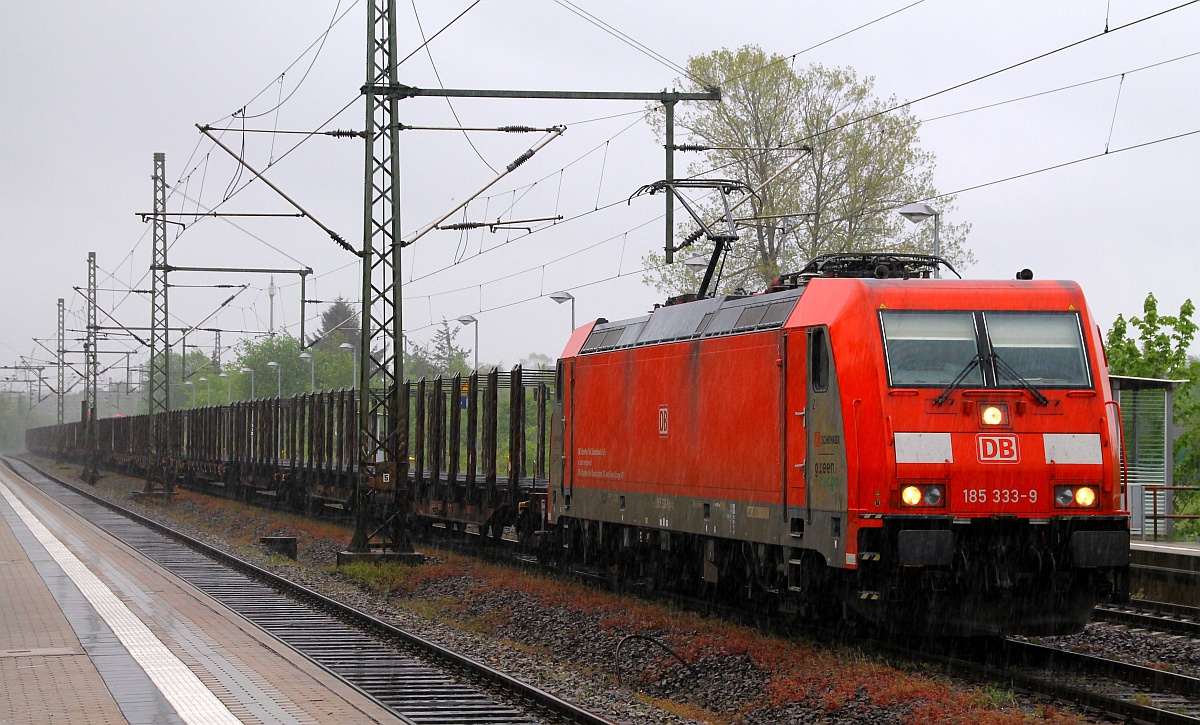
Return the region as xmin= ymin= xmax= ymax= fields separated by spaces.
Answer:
xmin=1 ymin=478 xmax=240 ymax=725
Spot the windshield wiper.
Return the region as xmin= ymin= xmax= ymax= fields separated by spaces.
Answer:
xmin=934 ymin=354 xmax=981 ymax=406
xmin=990 ymin=351 xmax=1050 ymax=406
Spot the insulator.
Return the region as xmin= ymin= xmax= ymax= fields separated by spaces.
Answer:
xmin=672 ymin=144 xmax=708 ymax=152
xmin=498 ymin=125 xmax=537 ymax=133
xmin=506 ymin=149 xmax=535 ymax=172
xmin=683 ymin=229 xmax=704 ymax=246
xmin=326 ymin=129 xmax=363 ymax=138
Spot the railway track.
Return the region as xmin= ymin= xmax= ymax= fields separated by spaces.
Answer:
xmin=1095 ymin=599 xmax=1200 ymax=638
xmin=4 ymin=456 xmax=616 ymax=725
xmin=25 ymin=453 xmax=1200 ymax=723
xmin=876 ymin=636 xmax=1200 ymax=724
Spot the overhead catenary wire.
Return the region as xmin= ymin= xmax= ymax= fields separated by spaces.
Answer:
xmin=210 ymin=0 xmax=359 ymax=124
xmin=775 ymin=0 xmax=1200 ymax=151
xmin=409 ymin=0 xmax=497 ymax=173
xmin=412 ymin=122 xmax=1200 ymax=337
xmin=715 ymin=0 xmax=929 ymax=88
xmin=399 ymin=43 xmax=1200 ymax=292
xmin=550 ymin=0 xmax=697 ymax=83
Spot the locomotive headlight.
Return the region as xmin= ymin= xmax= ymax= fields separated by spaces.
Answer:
xmin=1054 ymin=486 xmax=1074 ymax=507
xmin=1074 ymin=486 xmax=1097 ymax=507
xmin=980 ymin=404 xmax=1009 ymax=426
xmin=899 ymin=484 xmax=945 ymax=507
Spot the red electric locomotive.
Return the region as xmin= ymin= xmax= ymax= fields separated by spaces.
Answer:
xmin=548 ymin=254 xmax=1129 ymax=636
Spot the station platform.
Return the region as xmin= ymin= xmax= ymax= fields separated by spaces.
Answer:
xmin=0 ymin=462 xmax=403 ymax=724
xmin=1129 ymin=538 xmax=1200 ymax=604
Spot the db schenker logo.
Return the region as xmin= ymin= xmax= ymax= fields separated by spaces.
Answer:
xmin=977 ymin=434 xmax=1019 ymax=463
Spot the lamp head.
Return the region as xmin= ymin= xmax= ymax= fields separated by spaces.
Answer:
xmin=549 ymin=291 xmax=574 ymax=304
xmin=457 ymin=315 xmax=477 ymax=326
xmin=299 ymin=353 xmax=312 ymax=361
xmin=898 ymin=202 xmax=939 ymax=223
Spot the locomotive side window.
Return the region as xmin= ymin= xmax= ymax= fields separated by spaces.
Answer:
xmin=809 ymin=327 xmax=829 ymax=392
xmin=580 ymin=326 xmax=626 ymax=353
xmin=984 ymin=312 xmax=1090 ymax=388
xmin=880 ymin=311 xmax=982 ymax=387
xmin=734 ymin=305 xmax=768 ymax=329
xmin=555 ymin=360 xmax=564 ymax=404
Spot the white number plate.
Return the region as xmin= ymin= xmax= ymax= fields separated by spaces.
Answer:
xmin=962 ymin=488 xmax=1038 ymax=505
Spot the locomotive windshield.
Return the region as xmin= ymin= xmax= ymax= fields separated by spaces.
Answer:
xmin=880 ymin=311 xmax=982 ymax=386
xmin=880 ymin=310 xmax=1091 ymax=389
xmin=983 ymin=312 xmax=1090 ymax=387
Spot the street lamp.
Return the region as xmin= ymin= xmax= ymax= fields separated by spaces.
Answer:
xmin=898 ymin=202 xmax=941 ymax=278
xmin=219 ymin=372 xmax=230 ymax=405
xmin=198 ymin=376 xmax=209 ymax=406
xmin=183 ymin=379 xmax=194 ymax=408
xmin=299 ymin=352 xmax=314 ymax=392
xmin=457 ymin=316 xmax=478 ymax=372
xmin=684 ymin=255 xmax=709 ymax=274
xmin=240 ymin=367 xmax=255 ymax=399
xmin=266 ymin=361 xmax=281 ymax=398
xmin=549 ymin=291 xmax=576 ymax=332
xmin=339 ymin=342 xmax=357 ymax=389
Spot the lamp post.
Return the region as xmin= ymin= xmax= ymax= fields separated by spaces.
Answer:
xmin=898 ymin=202 xmax=941 ymax=278
xmin=183 ymin=379 xmax=194 ymax=408
xmin=266 ymin=361 xmax=281 ymax=398
xmin=339 ymin=342 xmax=357 ymax=389
xmin=549 ymin=291 xmax=576 ymax=332
xmin=198 ymin=376 xmax=209 ymax=406
xmin=299 ymin=352 xmax=314 ymax=392
xmin=457 ymin=316 xmax=478 ymax=371
xmin=219 ymin=372 xmax=230 ymax=405
xmin=240 ymin=367 xmax=255 ymax=400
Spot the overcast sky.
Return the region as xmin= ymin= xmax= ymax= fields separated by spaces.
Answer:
xmin=2 ymin=1 xmax=1197 ymax=388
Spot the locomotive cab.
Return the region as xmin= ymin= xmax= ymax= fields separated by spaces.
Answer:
xmin=840 ymin=271 xmax=1129 ymax=635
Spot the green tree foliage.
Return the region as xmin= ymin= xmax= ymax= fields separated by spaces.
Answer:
xmin=227 ymin=333 xmax=357 ymax=401
xmin=405 ymin=322 xmax=472 ymax=380
xmin=1106 ymin=294 xmax=1200 ymax=531
xmin=308 ymin=296 xmax=360 ymax=352
xmin=643 ymin=46 xmax=972 ymax=296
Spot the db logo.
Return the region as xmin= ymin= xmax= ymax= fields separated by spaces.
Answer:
xmin=977 ymin=434 xmax=1019 ymax=463
xmin=658 ymin=405 xmax=669 ymax=437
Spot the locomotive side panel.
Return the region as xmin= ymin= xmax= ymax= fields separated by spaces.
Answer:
xmin=563 ymin=331 xmax=790 ymax=544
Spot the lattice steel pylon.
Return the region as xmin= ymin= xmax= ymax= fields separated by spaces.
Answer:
xmin=146 ymin=152 xmax=172 ymax=493
xmin=350 ymin=0 xmax=407 ymax=552
xmin=56 ymin=297 xmax=64 ymax=427
xmin=56 ymin=297 xmax=65 ymax=459
xmin=83 ymin=252 xmax=99 ymax=484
